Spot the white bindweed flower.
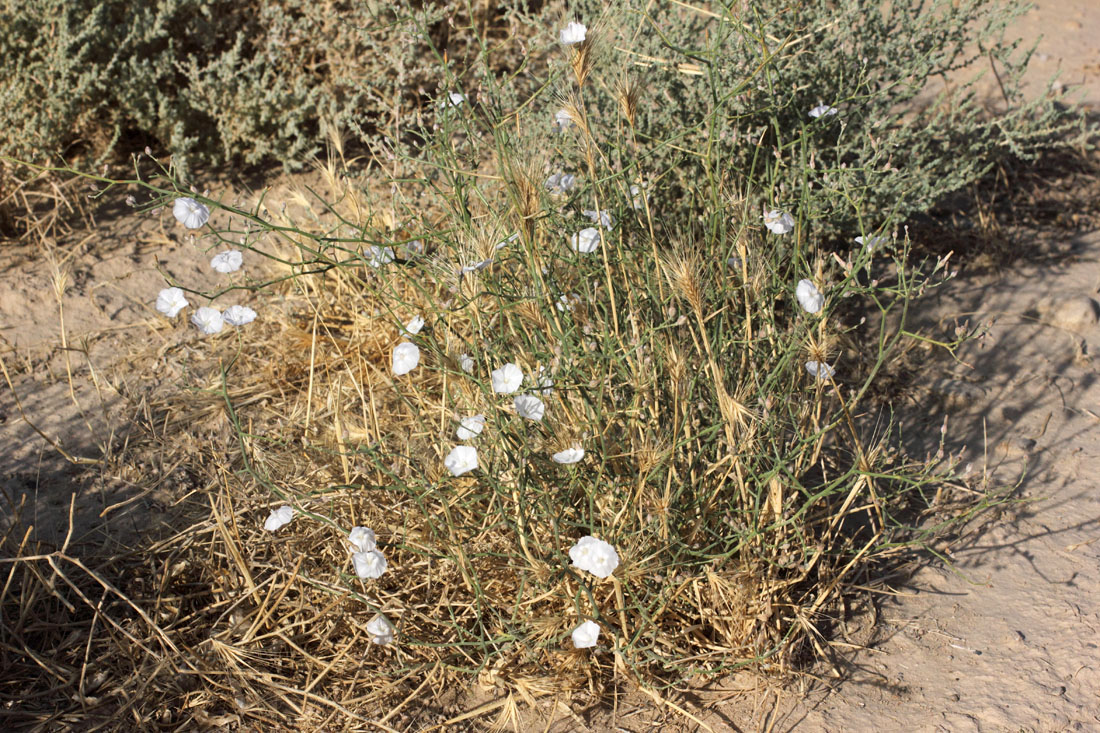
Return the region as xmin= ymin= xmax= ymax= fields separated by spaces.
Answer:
xmin=353 ymin=549 xmax=387 ymax=580
xmin=571 ymin=227 xmax=600 ymax=254
xmin=809 ymin=104 xmax=839 ymax=118
xmin=348 ymin=526 xmax=377 ymax=553
xmin=630 ymin=184 xmax=647 ymax=211
xmin=155 ymin=287 xmax=189 ymax=318
xmin=173 ymin=197 xmax=210 ymax=229
xmin=559 ymin=21 xmax=587 ymax=45
xmin=855 ymin=234 xmax=889 ymax=252
xmin=556 ymin=293 xmax=581 ymax=312
xmin=367 ymin=614 xmax=395 ymax=645
xmin=461 ymin=258 xmax=493 ymax=274
xmin=553 ymin=108 xmax=573 ymax=132
xmin=459 ymin=353 xmax=475 ymax=373
xmin=444 ymin=445 xmax=478 ymax=477
xmin=446 ymin=91 xmax=466 ymax=107
xmin=456 ymin=414 xmax=486 ymax=441
xmin=366 ymin=245 xmax=395 ymax=268
xmin=763 ymin=210 xmax=795 ymax=235
xmin=404 ymin=315 xmax=425 ymax=335
xmin=582 ymin=209 xmax=615 ymax=228
xmin=569 ymin=535 xmax=620 ymax=579
xmin=392 ymin=341 xmax=420 ymax=376
xmin=210 ymin=249 xmax=243 ymax=274
xmin=795 ymin=279 xmax=825 ymax=314
xmin=401 ymin=239 xmax=424 ymax=257
xmin=191 ymin=306 xmax=223 ymax=335
xmin=491 ymin=363 xmax=524 ymax=393
xmin=222 ymin=305 xmax=256 ymax=326
xmin=805 ymin=360 xmax=836 ymax=379
xmin=553 ymin=447 xmax=585 ymax=464
xmin=264 ymin=505 xmax=294 ymax=532
xmin=546 ymin=172 xmax=578 ymax=195
xmin=514 ymin=394 xmax=546 ymax=421
xmin=571 ymin=620 xmax=600 ymax=649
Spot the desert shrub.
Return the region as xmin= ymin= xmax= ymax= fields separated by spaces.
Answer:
xmin=0 ymin=0 xmax=535 ymax=172
xmin=2 ymin=0 xmax=1084 ymax=727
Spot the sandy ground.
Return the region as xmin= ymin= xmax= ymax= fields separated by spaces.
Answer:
xmin=1 ymin=1 xmax=1098 ymax=729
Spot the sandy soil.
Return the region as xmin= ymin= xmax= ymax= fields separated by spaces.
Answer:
xmin=1 ymin=1 xmax=1098 ymax=729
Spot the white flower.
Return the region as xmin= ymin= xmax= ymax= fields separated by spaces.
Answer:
xmin=514 ymin=394 xmax=546 ymax=421
xmin=571 ymin=227 xmax=600 ymax=254
xmin=559 ymin=21 xmax=587 ymax=45
xmin=155 ymin=287 xmax=189 ymax=318
xmin=582 ymin=209 xmax=615 ymax=228
xmin=263 ymin=505 xmax=294 ymax=532
xmin=553 ymin=108 xmax=573 ymax=132
xmin=367 ymin=614 xmax=395 ymax=645
xmin=805 ymin=360 xmax=836 ymax=379
xmin=223 ymin=305 xmax=256 ymax=326
xmin=392 ymin=341 xmax=420 ymax=376
xmin=456 ymin=414 xmax=486 ymax=441
xmin=446 ymin=91 xmax=466 ymax=107
xmin=491 ymin=363 xmax=524 ymax=393
xmin=459 ymin=353 xmax=475 ymax=373
xmin=553 ymin=447 xmax=585 ymax=464
xmin=404 ymin=315 xmax=425 ymax=335
xmin=546 ymin=172 xmax=577 ymax=195
xmin=401 ymin=239 xmax=424 ymax=257
xmin=795 ymin=279 xmax=825 ymax=314
xmin=173 ymin=197 xmax=209 ymax=229
xmin=353 ymin=549 xmax=387 ymax=580
xmin=855 ymin=234 xmax=889 ymax=252
xmin=495 ymin=233 xmax=519 ymax=251
xmin=532 ymin=367 xmax=553 ymax=395
xmin=210 ymin=249 xmax=243 ymax=274
xmin=571 ymin=620 xmax=601 ymax=649
xmin=763 ymin=210 xmax=795 ymax=235
xmin=444 ymin=445 xmax=478 ymax=477
xmin=366 ymin=246 xmax=395 ymax=268
xmin=556 ymin=293 xmax=581 ymax=312
xmin=809 ymin=104 xmax=838 ymax=118
xmin=348 ymin=526 xmax=377 ymax=553
xmin=630 ymin=184 xmax=647 ymax=211
xmin=569 ymin=535 xmax=620 ymax=579
xmin=190 ymin=306 xmax=223 ymax=335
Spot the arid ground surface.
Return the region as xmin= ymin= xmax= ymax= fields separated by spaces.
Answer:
xmin=2 ymin=2 xmax=1098 ymax=730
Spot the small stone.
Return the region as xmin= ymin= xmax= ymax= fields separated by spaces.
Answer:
xmin=1048 ymin=296 xmax=1099 ymax=332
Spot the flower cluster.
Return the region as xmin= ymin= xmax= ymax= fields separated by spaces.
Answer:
xmin=154 ymin=197 xmax=258 ymax=336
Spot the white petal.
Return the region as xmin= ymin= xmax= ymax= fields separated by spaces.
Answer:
xmin=491 ymin=363 xmax=524 ymax=394
xmin=459 ymin=353 xmax=475 ymax=373
xmin=190 ymin=306 xmax=223 ymax=335
xmin=367 ymin=614 xmax=395 ymax=645
xmin=353 ymin=549 xmax=387 ymax=579
xmin=805 ymin=360 xmax=836 ymax=379
xmin=559 ymin=21 xmax=587 ymax=44
xmin=173 ymin=197 xmax=210 ymax=229
xmin=456 ymin=414 xmax=486 ymax=441
xmin=571 ymin=228 xmax=600 ymax=253
xmin=392 ymin=341 xmax=421 ymax=376
xmin=222 ymin=305 xmax=256 ymax=326
xmin=349 ymin=526 xmax=377 ymax=553
xmin=809 ymin=104 xmax=838 ymax=118
xmin=795 ymin=279 xmax=825 ymax=314
xmin=569 ymin=536 xmax=619 ymax=579
xmin=513 ymin=394 xmax=546 ymax=421
xmin=264 ymin=505 xmax=295 ymax=532
xmin=763 ymin=210 xmax=795 ymax=235
xmin=553 ymin=447 xmax=585 ymax=464
xmin=444 ymin=445 xmax=478 ymax=477
xmin=447 ymin=92 xmax=466 ymax=107
xmin=210 ymin=250 xmax=243 ymax=273
xmin=572 ymin=620 xmax=600 ymax=649
xmin=367 ymin=246 xmax=395 ymax=268
xmin=155 ymin=287 xmax=189 ymax=318
xmin=582 ymin=209 xmax=615 ymax=228
xmin=405 ymin=315 xmax=425 ymax=335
